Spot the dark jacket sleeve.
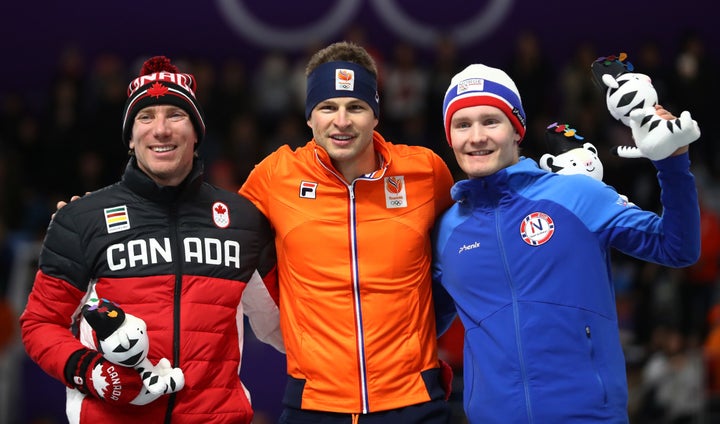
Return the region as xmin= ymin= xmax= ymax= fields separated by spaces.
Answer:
xmin=241 ymin=200 xmax=284 ymax=352
xmin=20 ymin=209 xmax=90 ymax=387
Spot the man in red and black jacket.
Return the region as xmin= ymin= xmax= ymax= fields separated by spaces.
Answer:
xmin=20 ymin=56 xmax=282 ymax=424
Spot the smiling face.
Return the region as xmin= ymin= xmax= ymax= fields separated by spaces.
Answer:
xmin=128 ymin=104 xmax=197 ymax=186
xmin=307 ymin=96 xmax=379 ymax=182
xmin=449 ymin=104 xmax=520 ymax=178
xmin=540 ymin=143 xmax=604 ymax=181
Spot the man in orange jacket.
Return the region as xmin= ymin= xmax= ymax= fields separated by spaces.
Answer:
xmin=239 ymin=41 xmax=457 ymax=423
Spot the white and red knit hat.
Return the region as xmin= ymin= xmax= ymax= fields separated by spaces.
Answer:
xmin=121 ymin=56 xmax=206 ymax=146
xmin=442 ymin=64 xmax=526 ymax=145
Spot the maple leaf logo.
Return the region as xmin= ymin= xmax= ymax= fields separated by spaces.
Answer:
xmin=91 ymin=365 xmax=110 ymax=398
xmin=212 ymin=201 xmax=230 ymax=228
xmin=147 ymin=82 xmax=169 ymax=98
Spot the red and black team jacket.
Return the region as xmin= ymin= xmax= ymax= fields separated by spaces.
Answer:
xmin=20 ymin=157 xmax=281 ymax=424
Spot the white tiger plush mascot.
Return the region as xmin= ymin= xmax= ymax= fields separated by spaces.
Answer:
xmin=591 ymin=53 xmax=700 ymax=160
xmin=79 ymin=298 xmax=185 ymax=405
xmin=540 ymin=122 xmax=634 ymax=207
xmin=539 ymin=122 xmax=603 ymax=181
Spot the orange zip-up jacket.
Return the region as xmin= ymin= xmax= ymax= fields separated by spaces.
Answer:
xmin=239 ymin=131 xmax=454 ymax=413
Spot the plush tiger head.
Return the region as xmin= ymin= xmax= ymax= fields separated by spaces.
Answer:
xmin=591 ymin=53 xmax=657 ymax=126
xmin=539 ymin=122 xmax=603 ymax=181
xmin=81 ymin=298 xmax=150 ymax=367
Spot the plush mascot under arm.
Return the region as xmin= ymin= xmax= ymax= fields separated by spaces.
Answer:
xmin=539 ymin=122 xmax=604 ymax=180
xmin=540 ymin=122 xmax=634 ymax=207
xmin=80 ymin=298 xmax=185 ymax=405
xmin=590 ymin=52 xmax=700 ymax=160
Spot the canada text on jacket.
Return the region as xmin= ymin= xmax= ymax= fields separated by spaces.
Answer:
xmin=107 ymin=237 xmax=241 ymax=271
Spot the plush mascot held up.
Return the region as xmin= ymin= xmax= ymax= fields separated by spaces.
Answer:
xmin=591 ymin=52 xmax=700 ymax=160
xmin=80 ymin=298 xmax=185 ymax=405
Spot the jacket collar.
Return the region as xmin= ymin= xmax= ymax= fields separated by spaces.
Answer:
xmin=122 ymin=156 xmax=204 ymax=202
xmin=451 ymin=157 xmax=542 ymax=206
xmin=311 ymin=131 xmax=391 ymax=181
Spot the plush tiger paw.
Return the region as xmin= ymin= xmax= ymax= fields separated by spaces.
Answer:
xmin=626 ymin=107 xmax=700 ymax=161
xmin=611 ymin=145 xmax=645 ymax=159
xmin=137 ymin=357 xmax=185 ymax=395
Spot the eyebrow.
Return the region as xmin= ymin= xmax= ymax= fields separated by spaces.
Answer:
xmin=454 ymin=110 xmax=503 ymax=121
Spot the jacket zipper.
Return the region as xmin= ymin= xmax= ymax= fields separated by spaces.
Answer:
xmin=496 ymin=207 xmax=534 ymax=424
xmin=348 ymin=183 xmax=370 ymax=413
xmin=586 ymin=326 xmax=608 ymax=404
xmin=316 ymin=149 xmax=384 ymax=413
xmin=164 ymin=203 xmax=182 ymax=423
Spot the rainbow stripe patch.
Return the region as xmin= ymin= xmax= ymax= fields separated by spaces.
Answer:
xmin=104 ymin=205 xmax=130 ymax=234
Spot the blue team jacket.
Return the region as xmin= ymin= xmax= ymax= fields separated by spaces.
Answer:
xmin=433 ymin=155 xmax=700 ymax=424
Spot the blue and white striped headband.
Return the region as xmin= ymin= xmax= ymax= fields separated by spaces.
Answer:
xmin=305 ymin=61 xmax=380 ymax=120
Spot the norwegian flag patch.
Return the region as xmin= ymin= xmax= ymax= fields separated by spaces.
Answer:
xmin=520 ymin=212 xmax=555 ymax=246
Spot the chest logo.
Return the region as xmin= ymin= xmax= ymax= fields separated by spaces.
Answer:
xmin=105 ymin=205 xmax=130 ymax=234
xmin=299 ymin=181 xmax=318 ymax=199
xmin=384 ymin=176 xmax=407 ymax=208
xmin=520 ymin=212 xmax=555 ymax=246
xmin=213 ymin=202 xmax=230 ymax=228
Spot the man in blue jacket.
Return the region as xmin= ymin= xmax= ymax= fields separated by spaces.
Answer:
xmin=432 ymin=63 xmax=701 ymax=423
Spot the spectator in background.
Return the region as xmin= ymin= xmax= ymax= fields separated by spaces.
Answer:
xmin=381 ymin=41 xmax=429 ymax=139
xmin=425 ymin=35 xmax=465 ymax=178
xmin=505 ymin=29 xmax=553 ymax=155
xmin=639 ymin=326 xmax=705 ymax=424
xmin=704 ymin=304 xmax=720 ymax=417
xmin=222 ymin=113 xmax=264 ymax=184
xmin=680 ymin=184 xmax=720 ymax=341
xmin=670 ymin=30 xmax=717 ymax=172
xmin=252 ymin=51 xmax=294 ymax=135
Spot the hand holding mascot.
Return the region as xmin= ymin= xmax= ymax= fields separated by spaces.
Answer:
xmin=590 ymin=52 xmax=700 ymax=160
xmin=79 ymin=298 xmax=185 ymax=405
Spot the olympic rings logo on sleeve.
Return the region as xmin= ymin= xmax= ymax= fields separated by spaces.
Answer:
xmin=215 ymin=0 xmax=514 ymax=50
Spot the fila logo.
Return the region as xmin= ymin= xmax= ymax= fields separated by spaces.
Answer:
xmin=299 ymin=181 xmax=318 ymax=199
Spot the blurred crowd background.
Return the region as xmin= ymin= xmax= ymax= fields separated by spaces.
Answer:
xmin=1 ymin=1 xmax=719 ymax=423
